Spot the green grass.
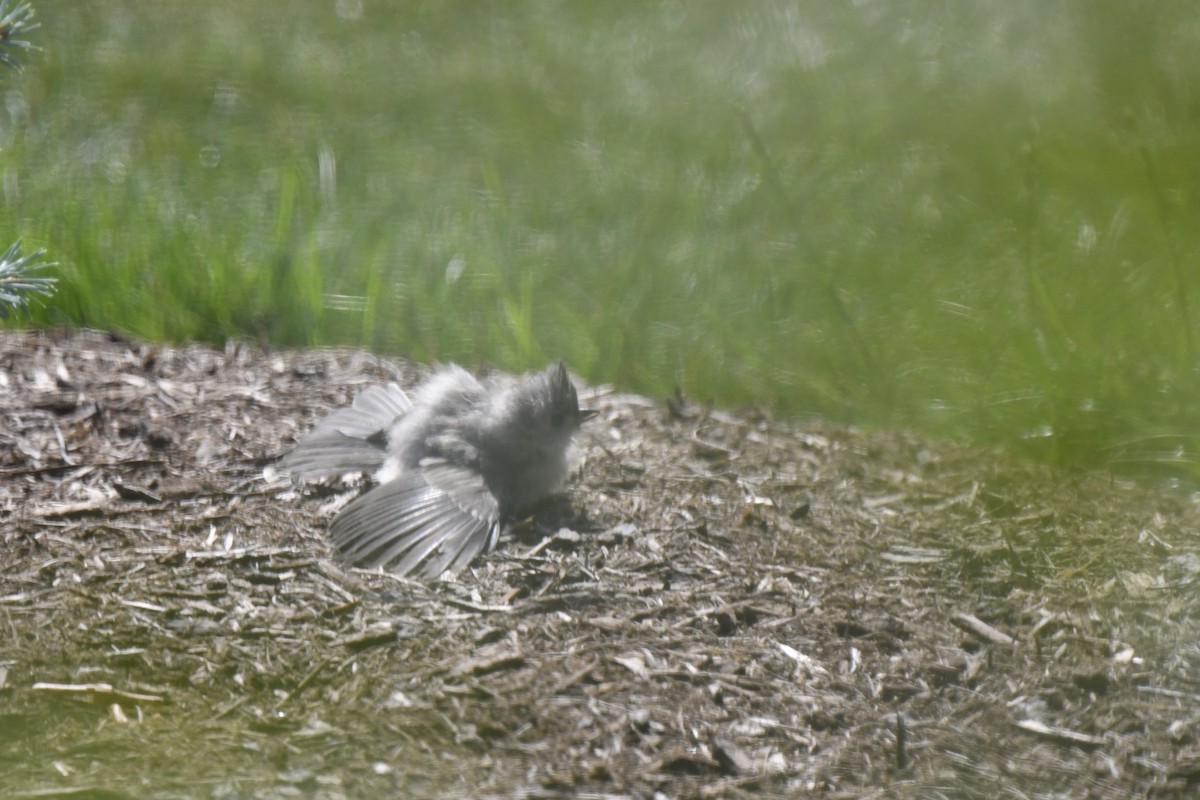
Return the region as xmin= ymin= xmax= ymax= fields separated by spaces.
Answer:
xmin=5 ymin=1 xmax=1200 ymax=486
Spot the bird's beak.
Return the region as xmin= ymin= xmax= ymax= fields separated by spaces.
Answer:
xmin=578 ymin=408 xmax=599 ymax=423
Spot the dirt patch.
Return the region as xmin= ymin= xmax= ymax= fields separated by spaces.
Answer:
xmin=2 ymin=328 xmax=1200 ymax=799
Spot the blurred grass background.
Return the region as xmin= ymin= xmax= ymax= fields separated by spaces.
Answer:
xmin=4 ymin=1 xmax=1200 ymax=487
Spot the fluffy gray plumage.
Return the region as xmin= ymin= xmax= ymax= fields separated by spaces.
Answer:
xmin=281 ymin=362 xmax=595 ymax=579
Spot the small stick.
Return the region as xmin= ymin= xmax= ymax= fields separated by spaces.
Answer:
xmin=1015 ymin=719 xmax=1105 ymax=750
xmin=952 ymin=613 xmax=1015 ymax=646
xmin=281 ymin=658 xmax=330 ymax=705
xmin=32 ymin=682 xmax=164 ymax=704
xmin=549 ymin=659 xmax=599 ymax=696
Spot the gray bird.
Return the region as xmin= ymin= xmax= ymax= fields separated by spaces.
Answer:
xmin=282 ymin=361 xmax=595 ymax=579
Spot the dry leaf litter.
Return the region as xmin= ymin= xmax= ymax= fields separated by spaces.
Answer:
xmin=2 ymin=328 xmax=1200 ymax=799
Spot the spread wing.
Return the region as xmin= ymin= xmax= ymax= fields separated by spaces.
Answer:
xmin=330 ymin=460 xmax=501 ymax=579
xmin=280 ymin=383 xmax=411 ymax=479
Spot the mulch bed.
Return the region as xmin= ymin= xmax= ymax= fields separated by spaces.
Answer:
xmin=2 ymin=327 xmax=1200 ymax=799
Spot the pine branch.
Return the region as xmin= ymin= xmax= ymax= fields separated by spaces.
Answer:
xmin=0 ymin=2 xmax=53 ymax=317
xmin=0 ymin=0 xmax=39 ymax=73
xmin=0 ymin=239 xmax=56 ymax=317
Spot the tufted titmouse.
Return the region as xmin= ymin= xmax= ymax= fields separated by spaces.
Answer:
xmin=282 ymin=361 xmax=595 ymax=579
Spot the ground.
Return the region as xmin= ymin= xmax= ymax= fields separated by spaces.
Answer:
xmin=2 ymin=328 xmax=1199 ymax=799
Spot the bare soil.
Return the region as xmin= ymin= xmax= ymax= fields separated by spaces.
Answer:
xmin=2 ymin=328 xmax=1200 ymax=799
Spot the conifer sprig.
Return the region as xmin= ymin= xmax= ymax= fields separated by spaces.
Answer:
xmin=0 ymin=240 xmax=56 ymax=317
xmin=0 ymin=1 xmax=39 ymax=72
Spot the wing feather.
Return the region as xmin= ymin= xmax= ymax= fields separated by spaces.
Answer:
xmin=281 ymin=383 xmax=411 ymax=479
xmin=331 ymin=462 xmax=500 ymax=579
